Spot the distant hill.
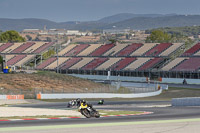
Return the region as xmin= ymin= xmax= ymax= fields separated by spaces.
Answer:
xmin=101 ymin=15 xmax=200 ymax=30
xmin=1 ymin=14 xmax=200 ymax=31
xmin=0 ymin=18 xmax=59 ymax=31
xmin=98 ymin=13 xmax=176 ymax=23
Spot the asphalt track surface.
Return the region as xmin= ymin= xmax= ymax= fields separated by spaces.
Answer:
xmin=1 ymin=100 xmax=200 ymax=129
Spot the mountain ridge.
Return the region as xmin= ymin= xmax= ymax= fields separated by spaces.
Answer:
xmin=1 ymin=14 xmax=200 ymax=31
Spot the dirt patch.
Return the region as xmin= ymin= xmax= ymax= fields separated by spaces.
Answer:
xmin=0 ymin=71 xmax=112 ymax=98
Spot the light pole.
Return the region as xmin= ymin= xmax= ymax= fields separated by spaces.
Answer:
xmin=56 ymin=47 xmax=59 ymax=73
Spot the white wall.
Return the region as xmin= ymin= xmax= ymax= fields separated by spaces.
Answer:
xmin=38 ymin=89 xmax=162 ymax=99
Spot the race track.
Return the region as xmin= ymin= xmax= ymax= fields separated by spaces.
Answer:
xmin=1 ymin=100 xmax=200 ymax=129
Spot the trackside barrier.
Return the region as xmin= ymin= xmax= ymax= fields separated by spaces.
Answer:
xmin=0 ymin=95 xmax=24 ymax=100
xmin=70 ymin=74 xmax=200 ymax=85
xmin=172 ymin=97 xmax=200 ymax=106
xmin=37 ymin=89 xmax=162 ymax=99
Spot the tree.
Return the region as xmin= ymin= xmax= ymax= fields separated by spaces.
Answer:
xmin=146 ymin=30 xmax=171 ymax=43
xmin=26 ymin=35 xmax=32 ymax=41
xmin=34 ymin=36 xmax=41 ymax=41
xmin=0 ymin=55 xmax=3 ymax=64
xmin=0 ymin=30 xmax=26 ymax=43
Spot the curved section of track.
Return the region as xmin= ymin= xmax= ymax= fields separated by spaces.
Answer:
xmin=0 ymin=101 xmax=199 ymax=128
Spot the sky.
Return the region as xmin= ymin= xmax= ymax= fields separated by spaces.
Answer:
xmin=0 ymin=0 xmax=200 ymax=22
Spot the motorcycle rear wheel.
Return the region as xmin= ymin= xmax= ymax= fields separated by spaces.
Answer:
xmin=94 ymin=111 xmax=100 ymax=118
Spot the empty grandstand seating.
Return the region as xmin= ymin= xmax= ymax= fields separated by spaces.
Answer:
xmin=144 ymin=43 xmax=173 ymax=56
xmin=11 ymin=42 xmax=35 ymax=53
xmin=70 ymin=58 xmax=94 ymax=69
xmin=33 ymin=42 xmax=54 ymax=54
xmin=45 ymin=57 xmax=69 ymax=70
xmin=15 ymin=55 xmax=35 ymax=66
xmin=64 ymin=44 xmax=90 ymax=56
xmin=138 ymin=58 xmax=163 ymax=71
xmin=0 ymin=43 xmax=13 ymax=52
xmin=131 ymin=43 xmax=157 ymax=56
xmin=78 ymin=44 xmax=103 ymax=56
xmin=115 ymin=43 xmax=143 ymax=56
xmin=182 ymin=43 xmax=200 ymax=56
xmin=59 ymin=57 xmax=82 ymax=70
xmin=7 ymin=55 xmax=27 ymax=66
xmin=81 ymin=58 xmax=108 ymax=70
xmin=1 ymin=43 xmax=23 ymax=53
xmin=124 ymin=58 xmax=151 ymax=70
xmin=36 ymin=57 xmax=57 ymax=69
xmin=110 ymin=57 xmax=136 ymax=71
xmin=23 ymin=42 xmax=45 ymax=53
xmin=172 ymin=57 xmax=200 ymax=71
xmin=96 ymin=58 xmax=121 ymax=70
xmin=161 ymin=57 xmax=188 ymax=71
xmin=58 ymin=44 xmax=77 ymax=56
xmin=4 ymin=55 xmax=15 ymax=61
xmin=89 ymin=44 xmax=115 ymax=56
xmin=103 ymin=44 xmax=128 ymax=56
xmin=159 ymin=43 xmax=183 ymax=56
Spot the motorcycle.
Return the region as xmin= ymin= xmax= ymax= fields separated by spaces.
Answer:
xmin=67 ymin=100 xmax=77 ymax=108
xmin=80 ymin=105 xmax=100 ymax=118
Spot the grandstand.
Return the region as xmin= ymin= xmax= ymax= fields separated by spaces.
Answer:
xmin=81 ymin=58 xmax=109 ymax=70
xmin=35 ymin=43 xmax=187 ymax=74
xmin=89 ymin=43 xmax=115 ymax=56
xmin=182 ymin=43 xmax=200 ymax=56
xmin=143 ymin=43 xmax=173 ymax=56
xmin=0 ymin=41 xmax=55 ymax=68
xmin=60 ymin=57 xmax=82 ymax=70
xmin=115 ymin=43 xmax=143 ymax=56
xmin=5 ymin=41 xmax=200 ymax=79
xmin=172 ymin=57 xmax=200 ymax=71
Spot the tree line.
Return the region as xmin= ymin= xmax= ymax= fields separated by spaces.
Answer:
xmin=0 ymin=30 xmax=25 ymax=43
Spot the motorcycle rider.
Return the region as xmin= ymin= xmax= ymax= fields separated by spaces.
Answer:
xmin=78 ymin=100 xmax=94 ymax=112
xmin=76 ymin=98 xmax=82 ymax=107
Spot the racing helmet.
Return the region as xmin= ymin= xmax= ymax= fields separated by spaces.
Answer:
xmin=82 ymin=100 xmax=86 ymax=105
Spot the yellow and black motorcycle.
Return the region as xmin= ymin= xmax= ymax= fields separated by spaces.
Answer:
xmin=79 ymin=101 xmax=100 ymax=118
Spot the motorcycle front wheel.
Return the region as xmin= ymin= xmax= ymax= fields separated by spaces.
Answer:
xmin=81 ymin=109 xmax=91 ymax=118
